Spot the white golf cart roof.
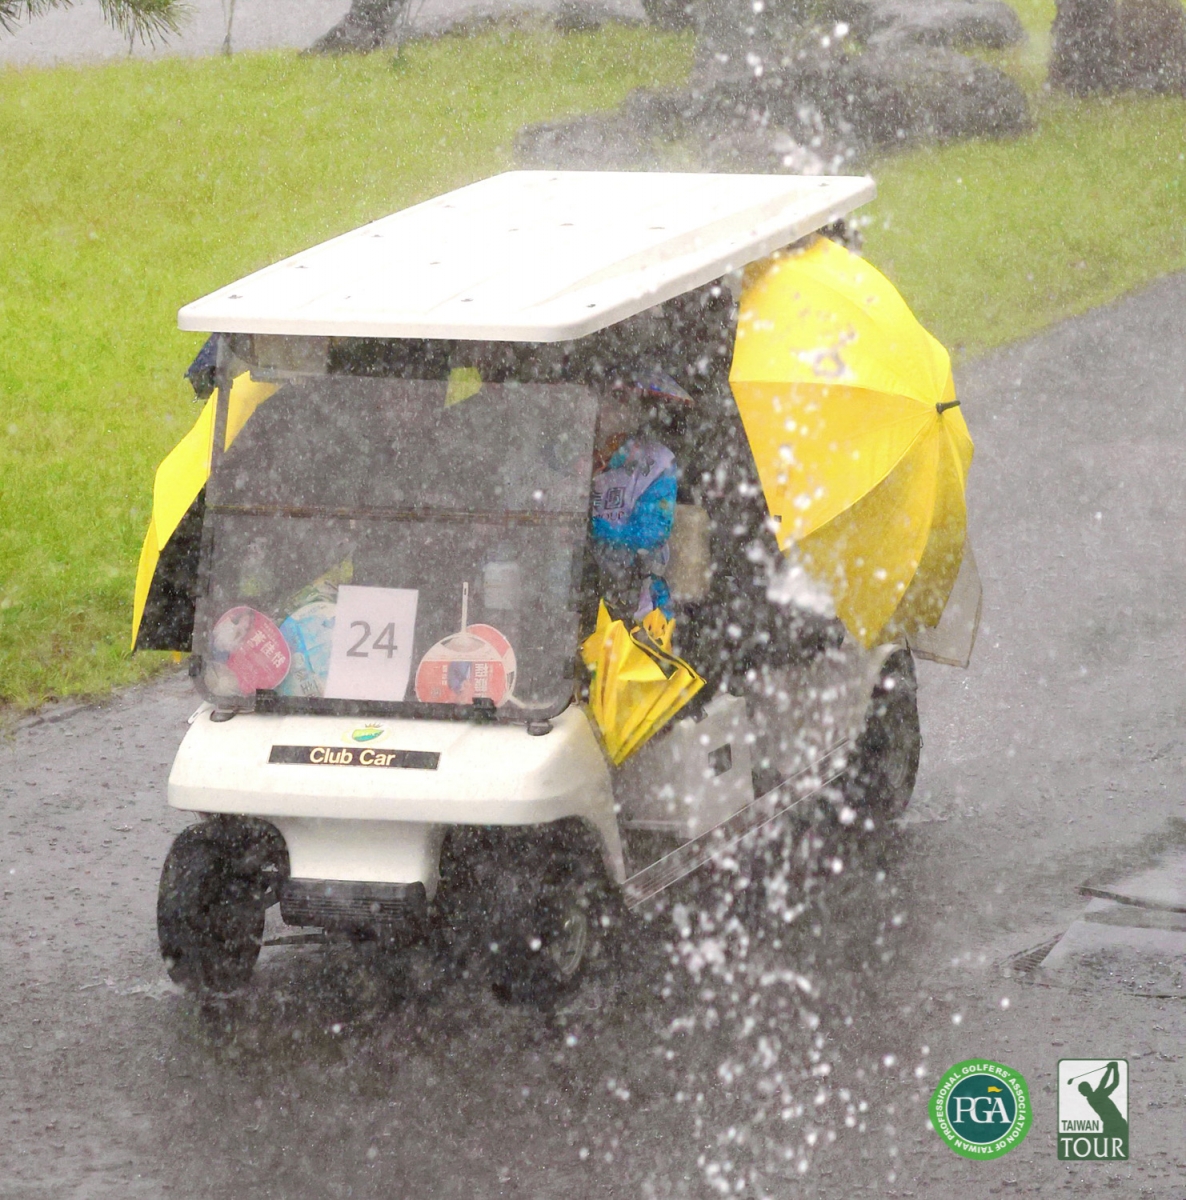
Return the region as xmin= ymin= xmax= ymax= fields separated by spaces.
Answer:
xmin=179 ymin=170 xmax=874 ymax=343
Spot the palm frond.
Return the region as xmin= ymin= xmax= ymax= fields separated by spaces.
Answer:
xmin=0 ymin=0 xmax=57 ymax=34
xmin=0 ymin=0 xmax=188 ymax=43
xmin=99 ymin=0 xmax=188 ymax=43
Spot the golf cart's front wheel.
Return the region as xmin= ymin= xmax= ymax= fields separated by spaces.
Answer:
xmin=157 ymin=819 xmax=286 ymax=992
xmin=438 ymin=822 xmax=614 ymax=1007
xmin=489 ymin=853 xmax=606 ymax=1006
xmin=841 ymin=648 xmax=921 ymax=822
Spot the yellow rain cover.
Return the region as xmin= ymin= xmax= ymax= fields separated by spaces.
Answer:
xmin=729 ymin=236 xmax=974 ymax=647
xmin=581 ymin=602 xmax=704 ymax=765
xmin=131 ymin=373 xmax=276 ymax=648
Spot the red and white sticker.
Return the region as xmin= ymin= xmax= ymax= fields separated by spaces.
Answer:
xmin=209 ymin=606 xmax=291 ymax=694
xmin=414 ymin=624 xmax=517 ymax=707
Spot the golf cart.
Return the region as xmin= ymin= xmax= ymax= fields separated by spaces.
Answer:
xmin=135 ymin=171 xmax=979 ymax=1001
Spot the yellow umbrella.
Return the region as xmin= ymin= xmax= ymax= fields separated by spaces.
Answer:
xmin=729 ymin=236 xmax=974 ymax=648
xmin=581 ymin=602 xmax=704 ymax=765
xmin=131 ymin=373 xmax=276 ymax=649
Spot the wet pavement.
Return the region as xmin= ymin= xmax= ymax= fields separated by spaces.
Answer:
xmin=5 ymin=272 xmax=1186 ymax=1197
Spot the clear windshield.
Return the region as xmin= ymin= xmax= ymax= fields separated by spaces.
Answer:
xmin=195 ymin=377 xmax=598 ymax=719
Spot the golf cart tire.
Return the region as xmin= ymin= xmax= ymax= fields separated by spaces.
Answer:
xmin=157 ymin=819 xmax=286 ymax=992
xmin=438 ymin=821 xmax=616 ymax=1008
xmin=841 ymin=648 xmax=921 ymax=822
xmin=490 ymin=854 xmax=609 ymax=1007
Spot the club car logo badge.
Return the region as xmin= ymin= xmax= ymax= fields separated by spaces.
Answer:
xmin=1058 ymin=1059 xmax=1129 ymax=1161
xmin=929 ymin=1059 xmax=1032 ymax=1160
xmin=348 ymin=723 xmax=385 ymax=744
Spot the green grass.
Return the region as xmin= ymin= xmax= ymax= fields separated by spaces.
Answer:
xmin=1 ymin=23 xmax=1185 ymax=709
xmin=0 ymin=28 xmax=694 ymax=709
xmin=863 ymin=91 xmax=1186 ymax=358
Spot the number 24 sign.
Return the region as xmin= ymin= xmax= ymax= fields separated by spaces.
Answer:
xmin=324 ymin=585 xmax=419 ymax=702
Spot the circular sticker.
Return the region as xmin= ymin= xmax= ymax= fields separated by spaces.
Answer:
xmin=276 ymin=600 xmax=336 ymax=698
xmin=929 ymin=1059 xmax=1032 ymax=1160
xmin=208 ymin=606 xmax=291 ymax=695
xmin=414 ymin=624 xmax=516 ymax=707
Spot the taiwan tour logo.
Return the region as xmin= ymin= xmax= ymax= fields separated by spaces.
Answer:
xmin=929 ymin=1059 xmax=1032 ymax=1159
xmin=1058 ymin=1060 xmax=1128 ymax=1161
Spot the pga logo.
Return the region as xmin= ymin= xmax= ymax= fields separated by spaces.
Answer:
xmin=952 ymin=1091 xmax=1011 ymax=1125
xmin=929 ymin=1059 xmax=1032 ymax=1160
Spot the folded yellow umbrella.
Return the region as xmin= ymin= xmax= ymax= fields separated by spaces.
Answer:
xmin=729 ymin=236 xmax=974 ymax=647
xmin=581 ymin=602 xmax=704 ymax=765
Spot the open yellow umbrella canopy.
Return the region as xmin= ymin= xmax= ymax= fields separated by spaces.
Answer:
xmin=729 ymin=236 xmax=974 ymax=647
xmin=131 ymin=373 xmax=275 ymax=649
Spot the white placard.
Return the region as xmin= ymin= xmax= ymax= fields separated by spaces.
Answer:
xmin=324 ymin=585 xmax=419 ymax=702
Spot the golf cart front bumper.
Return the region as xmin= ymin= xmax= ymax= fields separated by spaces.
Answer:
xmin=278 ymin=877 xmax=428 ymax=936
xmin=168 ymin=704 xmax=622 ymax=899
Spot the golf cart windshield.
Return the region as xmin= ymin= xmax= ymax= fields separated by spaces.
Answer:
xmin=195 ymin=375 xmax=598 ymax=721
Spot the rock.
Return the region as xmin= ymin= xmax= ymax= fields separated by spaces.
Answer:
xmin=1115 ymin=0 xmax=1186 ymax=93
xmin=822 ymin=0 xmax=1024 ymax=48
xmin=515 ymin=82 xmax=837 ymax=172
xmin=684 ymin=0 xmax=1021 ymax=50
xmin=1051 ymin=0 xmax=1186 ymax=94
xmin=517 ymin=13 xmax=1031 ymax=170
xmin=696 ymin=125 xmax=831 ymax=173
xmin=515 ymin=108 xmax=833 ymax=173
xmin=1049 ymin=0 xmax=1121 ymax=90
xmin=640 ymin=0 xmax=696 ymax=30
xmin=864 ymin=0 xmax=1026 ymax=50
xmin=553 ymin=0 xmax=605 ymax=32
xmin=835 ymin=44 xmax=1032 ymax=143
xmin=552 ymin=0 xmax=644 ymax=32
xmin=684 ymin=38 xmax=1030 ymax=150
xmin=631 ymin=47 xmax=858 ymax=160
xmin=515 ymin=111 xmax=663 ymax=169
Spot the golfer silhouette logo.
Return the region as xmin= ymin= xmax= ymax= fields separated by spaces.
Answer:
xmin=929 ymin=1059 xmax=1032 ymax=1160
xmin=1059 ymin=1059 xmax=1129 ymax=1160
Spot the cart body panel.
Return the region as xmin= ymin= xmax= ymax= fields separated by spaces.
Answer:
xmin=169 ymin=705 xmax=624 ymax=886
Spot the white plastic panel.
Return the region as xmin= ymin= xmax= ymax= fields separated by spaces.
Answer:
xmin=178 ymin=171 xmax=875 ymax=342
xmin=273 ymin=818 xmax=443 ymax=893
xmin=615 ymin=694 xmax=756 ymax=839
xmin=167 ymin=705 xmax=626 ymax=882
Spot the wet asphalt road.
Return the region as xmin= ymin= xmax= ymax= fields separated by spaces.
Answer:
xmin=5 ymin=273 xmax=1186 ymax=1198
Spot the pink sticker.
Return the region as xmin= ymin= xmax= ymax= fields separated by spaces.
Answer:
xmin=210 ymin=606 xmax=291 ymax=693
xmin=414 ymin=625 xmax=517 ymax=707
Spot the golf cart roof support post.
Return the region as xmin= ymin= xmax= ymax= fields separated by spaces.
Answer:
xmin=210 ymin=334 xmax=233 ymax=474
xmin=192 ymin=334 xmax=234 ymax=709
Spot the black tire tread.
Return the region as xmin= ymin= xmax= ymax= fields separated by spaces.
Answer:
xmin=157 ymin=822 xmax=272 ymax=992
xmin=842 ymin=648 xmax=921 ymax=821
